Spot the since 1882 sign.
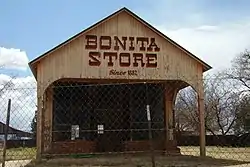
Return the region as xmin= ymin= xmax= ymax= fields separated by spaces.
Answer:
xmin=85 ymin=35 xmax=160 ymax=76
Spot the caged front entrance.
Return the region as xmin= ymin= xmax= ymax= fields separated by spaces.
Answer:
xmin=28 ymin=7 xmax=211 ymax=158
xmin=50 ymin=81 xmax=167 ymax=154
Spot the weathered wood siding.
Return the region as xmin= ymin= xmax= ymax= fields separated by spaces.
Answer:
xmin=34 ymin=10 xmax=207 ymax=155
xmin=36 ymin=11 xmax=203 ymax=93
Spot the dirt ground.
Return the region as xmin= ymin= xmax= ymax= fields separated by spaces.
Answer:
xmin=23 ymin=154 xmax=250 ymax=167
xmin=0 ymin=160 xmax=31 ymax=167
xmin=1 ymin=147 xmax=250 ymax=166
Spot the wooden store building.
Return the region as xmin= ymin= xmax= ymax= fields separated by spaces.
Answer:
xmin=29 ymin=7 xmax=212 ymax=158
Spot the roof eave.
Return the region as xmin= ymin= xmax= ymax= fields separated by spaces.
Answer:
xmin=124 ymin=8 xmax=213 ymax=73
xmin=28 ymin=7 xmax=212 ymax=78
xmin=28 ymin=62 xmax=37 ymax=80
xmin=28 ymin=7 xmax=128 ymax=71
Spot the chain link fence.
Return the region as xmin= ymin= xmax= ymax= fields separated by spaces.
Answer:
xmin=0 ymin=77 xmax=250 ymax=167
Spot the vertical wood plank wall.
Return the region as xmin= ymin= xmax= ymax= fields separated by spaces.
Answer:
xmin=34 ymin=10 xmax=206 ymax=157
xmin=36 ymin=11 xmax=202 ymax=94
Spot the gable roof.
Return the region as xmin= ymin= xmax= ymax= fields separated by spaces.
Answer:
xmin=29 ymin=7 xmax=212 ymax=78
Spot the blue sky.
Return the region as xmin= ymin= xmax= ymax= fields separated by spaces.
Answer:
xmin=1 ymin=0 xmax=250 ymax=131
xmin=1 ymin=0 xmax=250 ymax=77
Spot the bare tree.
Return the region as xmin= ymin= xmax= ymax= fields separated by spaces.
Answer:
xmin=175 ymin=73 xmax=241 ymax=137
xmin=234 ymin=94 xmax=250 ymax=135
xmin=205 ymin=74 xmax=241 ymax=136
xmin=30 ymin=109 xmax=37 ymax=139
xmin=221 ymin=49 xmax=250 ymax=135
xmin=175 ymin=87 xmax=199 ymax=134
xmin=226 ymin=49 xmax=250 ymax=92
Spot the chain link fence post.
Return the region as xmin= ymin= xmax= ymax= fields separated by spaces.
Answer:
xmin=2 ymin=99 xmax=11 ymax=167
xmin=145 ymin=82 xmax=156 ymax=167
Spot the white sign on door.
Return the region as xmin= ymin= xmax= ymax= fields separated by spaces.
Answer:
xmin=97 ymin=124 xmax=104 ymax=134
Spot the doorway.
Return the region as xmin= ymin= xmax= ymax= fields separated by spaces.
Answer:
xmin=52 ymin=81 xmax=165 ymax=153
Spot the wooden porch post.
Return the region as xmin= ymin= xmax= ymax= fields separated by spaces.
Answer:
xmin=164 ymin=91 xmax=171 ymax=147
xmin=36 ymin=88 xmax=43 ymax=160
xmin=198 ymin=80 xmax=206 ymax=157
xmin=43 ymin=87 xmax=53 ymax=153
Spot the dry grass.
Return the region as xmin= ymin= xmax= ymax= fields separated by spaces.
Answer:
xmin=0 ymin=147 xmax=36 ymax=161
xmin=180 ymin=146 xmax=250 ymax=162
